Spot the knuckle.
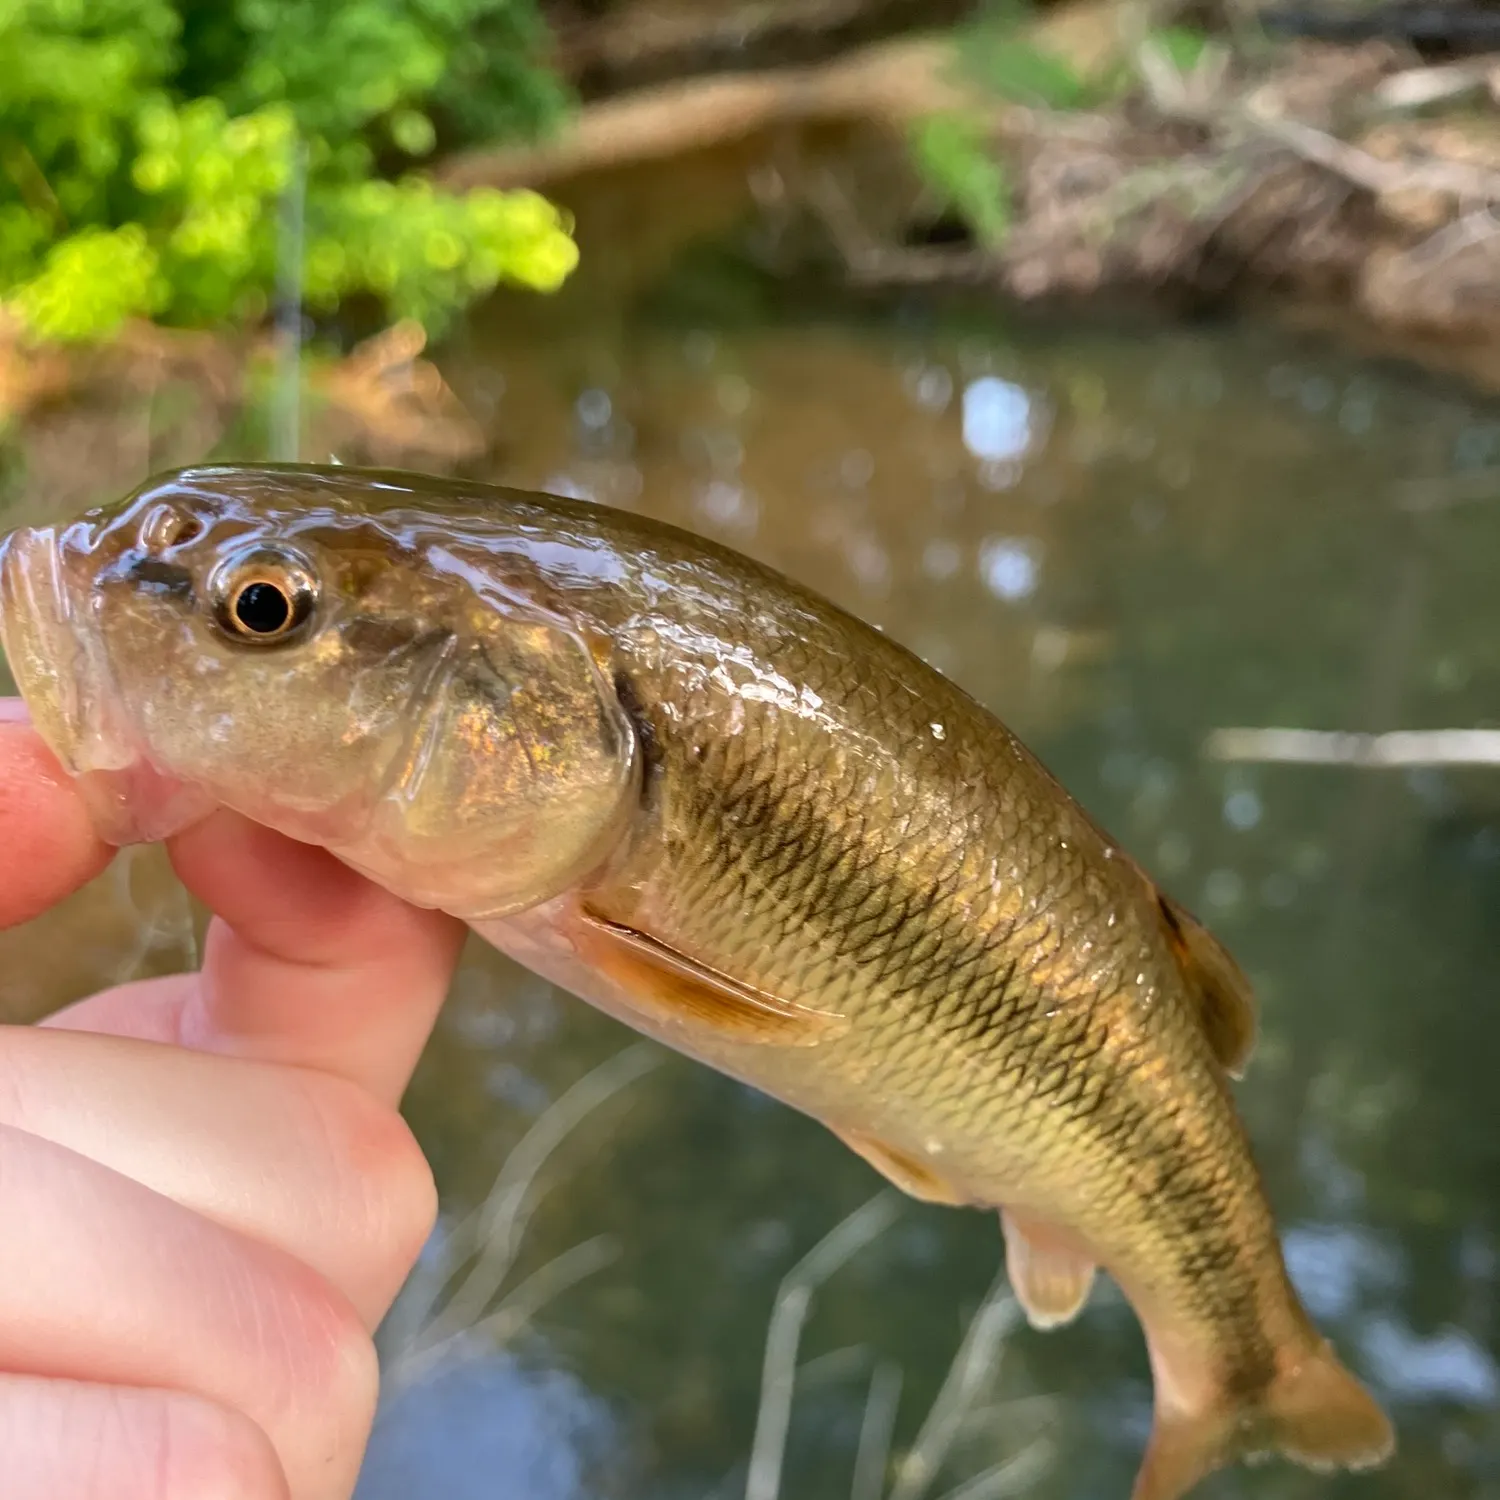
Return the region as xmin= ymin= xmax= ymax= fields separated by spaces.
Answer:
xmin=323 ymin=1290 xmax=382 ymax=1431
xmin=154 ymin=1392 xmax=291 ymax=1500
xmin=272 ymin=1268 xmax=381 ymax=1460
xmin=324 ymin=1295 xmax=381 ymax=1453
xmin=300 ymin=1072 xmax=438 ymax=1266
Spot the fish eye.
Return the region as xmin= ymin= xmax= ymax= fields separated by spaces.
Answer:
xmin=139 ymin=505 xmax=205 ymax=553
xmin=209 ymin=546 xmax=319 ymax=647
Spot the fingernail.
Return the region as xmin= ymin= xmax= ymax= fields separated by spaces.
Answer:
xmin=0 ymin=698 xmax=31 ymax=724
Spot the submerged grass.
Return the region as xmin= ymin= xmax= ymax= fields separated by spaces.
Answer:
xmin=368 ymin=1034 xmax=1058 ymax=1499
xmin=742 ymin=1196 xmax=1057 ymax=1500
xmin=745 ymin=1192 xmax=904 ymax=1500
xmin=375 ymin=1040 xmax=663 ymax=1399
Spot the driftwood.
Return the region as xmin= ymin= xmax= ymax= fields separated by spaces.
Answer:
xmin=1204 ymin=727 xmax=1500 ymax=766
xmin=443 ymin=0 xmax=1139 ymax=192
xmin=438 ymin=34 xmax=1004 ymax=191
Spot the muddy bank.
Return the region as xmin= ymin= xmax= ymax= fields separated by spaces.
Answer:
xmin=449 ymin=10 xmax=1500 ymax=395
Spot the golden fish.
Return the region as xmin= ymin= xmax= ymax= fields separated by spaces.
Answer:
xmin=0 ymin=465 xmax=1394 ymax=1498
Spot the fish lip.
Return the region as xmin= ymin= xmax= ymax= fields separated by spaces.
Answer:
xmin=0 ymin=524 xmax=210 ymax=845
xmin=0 ymin=524 xmax=87 ymax=771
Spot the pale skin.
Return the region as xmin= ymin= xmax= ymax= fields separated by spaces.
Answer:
xmin=0 ymin=697 xmax=468 ymax=1500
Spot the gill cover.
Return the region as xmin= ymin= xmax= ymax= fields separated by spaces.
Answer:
xmin=333 ymin=618 xmax=642 ymax=920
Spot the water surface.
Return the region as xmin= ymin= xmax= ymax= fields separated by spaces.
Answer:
xmin=5 ymin=212 xmax=1500 ymax=1500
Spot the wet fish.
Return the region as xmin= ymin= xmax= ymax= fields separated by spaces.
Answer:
xmin=0 ymin=465 xmax=1394 ymax=1498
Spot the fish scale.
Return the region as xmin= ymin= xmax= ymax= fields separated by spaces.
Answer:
xmin=596 ymin=605 xmax=1300 ymax=1359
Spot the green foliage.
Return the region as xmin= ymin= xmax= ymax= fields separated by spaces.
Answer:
xmin=1147 ymin=25 xmax=1210 ymax=78
xmin=950 ymin=0 xmax=1137 ymax=113
xmin=952 ymin=0 xmax=1091 ymax=111
xmin=0 ymin=0 xmax=577 ymax=344
xmin=13 ymin=224 xmax=164 ymax=340
xmin=966 ymin=34 xmax=1090 ymax=111
xmin=910 ymin=114 xmax=1012 ymax=249
xmin=303 ymin=177 xmax=578 ymax=327
xmin=175 ymin=0 xmax=568 ymax=147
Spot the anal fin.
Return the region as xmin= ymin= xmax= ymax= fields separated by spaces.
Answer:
xmin=831 ymin=1126 xmax=972 ymax=1206
xmin=1001 ymin=1208 xmax=1098 ymax=1329
xmin=574 ymin=907 xmax=849 ymax=1047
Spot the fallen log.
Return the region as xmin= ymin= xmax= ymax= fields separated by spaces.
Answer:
xmin=1204 ymin=727 xmax=1500 ymax=766
xmin=436 ymin=33 xmax=1011 ymax=191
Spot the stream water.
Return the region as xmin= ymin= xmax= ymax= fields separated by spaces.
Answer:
xmin=4 ymin=167 xmax=1499 ymax=1500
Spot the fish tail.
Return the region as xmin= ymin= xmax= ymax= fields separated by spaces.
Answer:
xmin=1259 ymin=1341 xmax=1395 ymax=1473
xmin=1132 ymin=1341 xmax=1394 ymax=1500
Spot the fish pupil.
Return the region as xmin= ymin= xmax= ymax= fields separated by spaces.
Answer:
xmin=235 ymin=582 xmax=291 ymax=635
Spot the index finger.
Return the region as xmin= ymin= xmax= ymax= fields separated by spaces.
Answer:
xmin=165 ymin=812 xmax=467 ymax=1106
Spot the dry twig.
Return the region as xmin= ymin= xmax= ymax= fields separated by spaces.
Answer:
xmin=1205 ymin=727 xmax=1500 ymax=766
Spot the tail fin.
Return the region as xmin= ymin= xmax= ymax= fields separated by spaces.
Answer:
xmin=1132 ymin=1342 xmax=1394 ymax=1500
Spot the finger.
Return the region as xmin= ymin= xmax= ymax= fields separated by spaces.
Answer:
xmin=0 ymin=1373 xmax=288 ymax=1500
xmin=166 ymin=812 xmax=465 ymax=1105
xmin=0 ymin=1026 xmax=436 ymax=1328
xmin=43 ymin=973 xmax=200 ymax=1045
xmin=0 ymin=1123 xmax=377 ymax=1500
xmin=0 ymin=720 xmax=114 ymax=928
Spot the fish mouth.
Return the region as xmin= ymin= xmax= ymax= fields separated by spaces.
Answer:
xmin=0 ymin=525 xmax=93 ymax=772
xmin=0 ymin=525 xmax=211 ymax=845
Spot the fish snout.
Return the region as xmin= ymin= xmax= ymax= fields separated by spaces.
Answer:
xmin=0 ymin=523 xmax=214 ymax=845
xmin=1 ymin=524 xmax=85 ymax=771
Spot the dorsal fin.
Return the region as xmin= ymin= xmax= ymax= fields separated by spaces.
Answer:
xmin=1155 ymin=892 xmax=1258 ymax=1078
xmin=1093 ymin=826 xmax=1261 ymax=1079
xmin=1040 ymin=771 xmax=1261 ymax=1079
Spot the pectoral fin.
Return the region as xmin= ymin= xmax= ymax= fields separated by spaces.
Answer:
xmin=1001 ymin=1208 xmax=1098 ymax=1329
xmin=574 ymin=908 xmax=848 ymax=1047
xmin=831 ymin=1126 xmax=972 ymax=1206
xmin=1156 ymin=893 xmax=1257 ymax=1079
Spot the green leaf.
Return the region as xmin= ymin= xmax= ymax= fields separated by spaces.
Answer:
xmin=910 ymin=113 xmax=1012 ymax=249
xmin=965 ymin=36 xmax=1088 ymax=111
xmin=1149 ymin=25 xmax=1209 ymax=77
xmin=388 ymin=107 xmax=436 ymax=158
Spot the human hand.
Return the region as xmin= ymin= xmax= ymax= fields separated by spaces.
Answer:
xmin=0 ymin=697 xmax=467 ymax=1499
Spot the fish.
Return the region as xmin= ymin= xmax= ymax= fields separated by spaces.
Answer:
xmin=0 ymin=463 xmax=1394 ymax=1498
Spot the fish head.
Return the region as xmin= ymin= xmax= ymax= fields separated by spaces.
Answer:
xmin=0 ymin=465 xmax=641 ymax=918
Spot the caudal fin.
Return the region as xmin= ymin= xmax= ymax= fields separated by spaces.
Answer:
xmin=1132 ymin=1341 xmax=1395 ymax=1500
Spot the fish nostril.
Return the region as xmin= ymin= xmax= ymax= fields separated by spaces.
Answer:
xmin=139 ymin=506 xmax=205 ymax=553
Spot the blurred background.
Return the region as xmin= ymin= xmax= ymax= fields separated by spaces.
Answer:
xmin=4 ymin=1 xmax=1500 ymax=1496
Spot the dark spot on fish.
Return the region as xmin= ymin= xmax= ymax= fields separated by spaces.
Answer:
xmin=114 ymin=551 xmax=194 ymax=600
